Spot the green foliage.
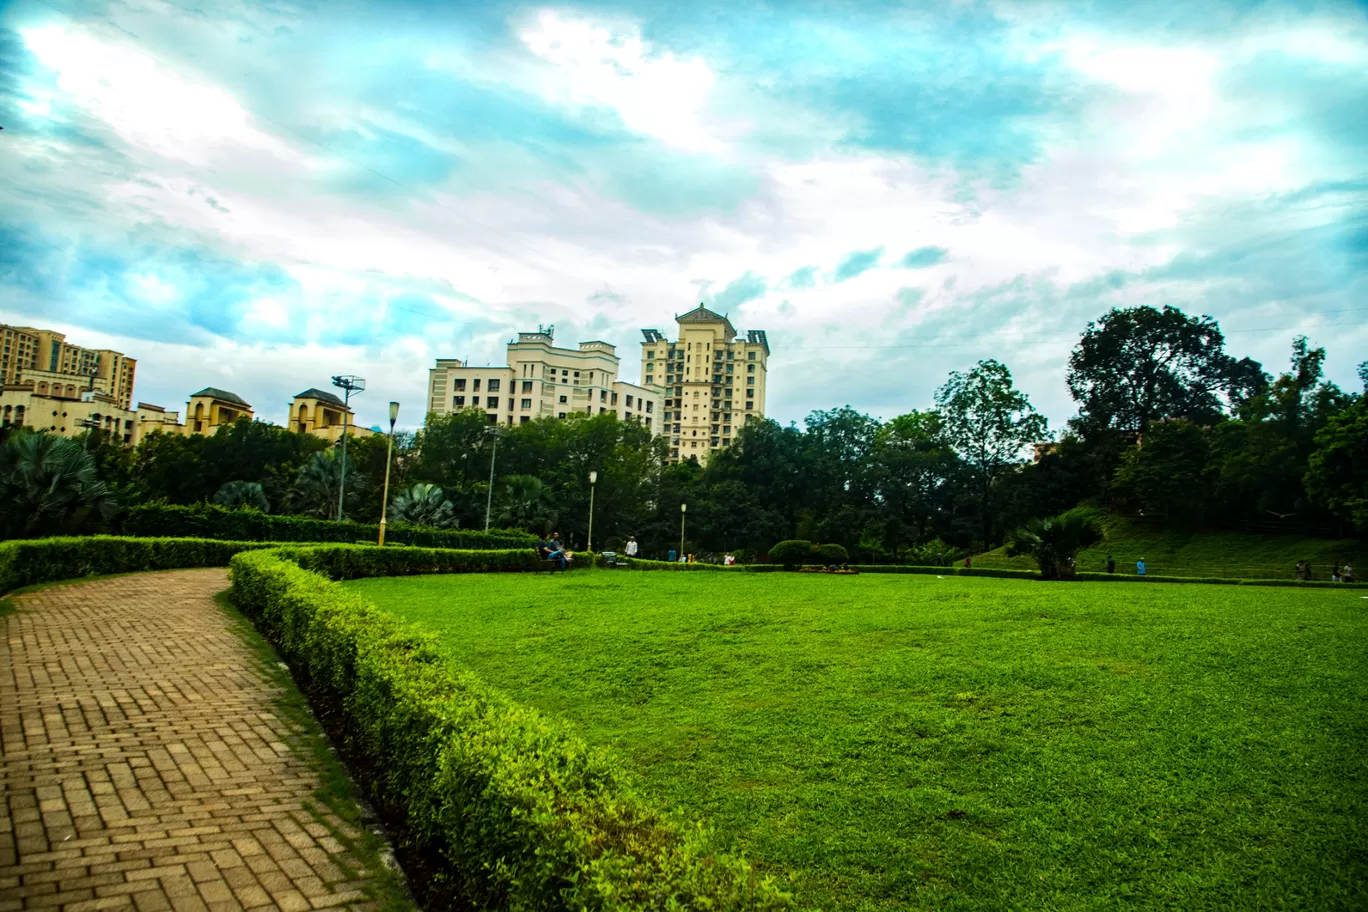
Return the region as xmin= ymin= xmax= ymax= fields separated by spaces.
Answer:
xmin=0 ymin=432 xmax=118 ymax=539
xmin=228 ymin=549 xmax=789 ymax=911
xmin=1305 ymin=393 xmax=1368 ymax=531
xmin=1112 ymin=420 xmax=1211 ymax=523
xmin=768 ymin=539 xmax=813 ymax=568
xmin=0 ymin=536 xmax=270 ymax=594
xmin=289 ymin=449 xmax=365 ymax=520
xmin=213 ymin=480 xmax=270 ymax=512
xmin=119 ymin=502 xmax=536 ymax=549
xmin=388 ymin=482 xmax=457 ymax=528
xmin=353 ymin=572 xmax=1367 ymax=911
xmin=815 ymin=542 xmax=849 ymax=563
xmin=1067 ymin=304 xmax=1260 ymax=434
xmin=1004 ymin=508 xmax=1105 ymax=579
xmin=494 ymin=474 xmax=556 ymax=533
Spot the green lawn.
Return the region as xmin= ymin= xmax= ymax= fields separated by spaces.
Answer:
xmin=973 ymin=515 xmax=1365 ymax=580
xmin=346 ymin=572 xmax=1368 ymax=911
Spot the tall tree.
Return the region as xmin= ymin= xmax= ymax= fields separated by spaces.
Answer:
xmin=935 ymin=360 xmax=1049 ymax=547
xmin=1067 ymin=305 xmax=1261 ymax=434
xmin=1112 ymin=419 xmax=1211 ymax=523
xmin=1305 ymin=362 xmax=1368 ymax=532
xmin=867 ymin=411 xmax=957 ymax=557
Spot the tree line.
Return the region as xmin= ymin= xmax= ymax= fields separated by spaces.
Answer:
xmin=2 ymin=305 xmax=1364 ymax=556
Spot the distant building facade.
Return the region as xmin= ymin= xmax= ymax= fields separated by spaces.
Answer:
xmin=427 ymin=327 xmax=661 ymax=432
xmin=289 ymin=388 xmax=374 ymax=441
xmin=0 ymin=324 xmax=137 ymax=410
xmin=641 ymin=305 xmax=770 ymax=464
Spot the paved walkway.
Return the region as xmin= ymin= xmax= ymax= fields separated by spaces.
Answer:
xmin=1 ymin=570 xmax=390 ymax=911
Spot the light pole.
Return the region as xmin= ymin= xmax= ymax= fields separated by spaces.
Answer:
xmin=77 ymin=416 xmax=100 ymax=451
xmin=331 ymin=375 xmax=365 ymax=522
xmin=679 ymin=502 xmax=687 ymax=562
xmin=483 ymin=425 xmax=507 ymax=532
xmin=587 ymin=470 xmax=598 ymax=554
xmin=377 ymin=401 xmax=399 ymax=546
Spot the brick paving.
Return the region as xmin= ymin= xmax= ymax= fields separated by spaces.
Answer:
xmin=1 ymin=570 xmax=389 ymax=911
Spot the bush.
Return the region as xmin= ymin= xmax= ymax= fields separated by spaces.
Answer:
xmin=120 ymin=502 xmax=537 ymax=550
xmin=0 ymin=536 xmax=271 ymax=594
xmin=228 ymin=548 xmax=789 ymax=911
xmin=815 ymin=543 xmax=849 ymax=564
xmin=769 ymin=539 xmax=813 ymax=568
xmin=270 ymin=544 xmax=556 ymax=580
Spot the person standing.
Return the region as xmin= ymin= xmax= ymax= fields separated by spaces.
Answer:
xmin=1295 ymin=560 xmax=1306 ymax=581
xmin=1136 ymin=558 xmax=1146 ymax=577
xmin=963 ymin=554 xmax=972 ymax=569
xmin=625 ymin=536 xmax=639 ymax=558
xmin=1106 ymin=555 xmax=1116 ymax=574
xmin=1343 ymin=562 xmax=1355 ymax=583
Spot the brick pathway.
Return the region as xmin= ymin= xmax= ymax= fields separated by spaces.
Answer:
xmin=1 ymin=570 xmax=390 ymax=911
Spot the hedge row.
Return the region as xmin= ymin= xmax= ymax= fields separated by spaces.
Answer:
xmin=273 ymin=544 xmax=555 ymax=580
xmin=228 ymin=547 xmax=788 ymax=911
xmin=0 ymin=536 xmax=272 ymax=594
xmin=119 ymin=502 xmax=538 ymax=550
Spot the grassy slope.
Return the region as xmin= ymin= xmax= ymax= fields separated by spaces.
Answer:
xmin=973 ymin=515 xmax=1365 ymax=579
xmin=347 ymin=572 xmax=1368 ymax=912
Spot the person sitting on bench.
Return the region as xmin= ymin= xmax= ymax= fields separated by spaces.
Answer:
xmin=545 ymin=532 xmax=570 ymax=571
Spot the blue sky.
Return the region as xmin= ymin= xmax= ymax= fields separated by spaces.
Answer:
xmin=1 ymin=0 xmax=1365 ymax=431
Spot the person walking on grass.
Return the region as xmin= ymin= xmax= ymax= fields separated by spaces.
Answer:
xmin=1295 ymin=560 xmax=1306 ymax=581
xmin=625 ymin=535 xmax=639 ymax=558
xmin=1136 ymin=557 xmax=1146 ymax=576
xmin=1344 ymin=562 xmax=1356 ymax=583
xmin=1106 ymin=555 xmax=1116 ymax=574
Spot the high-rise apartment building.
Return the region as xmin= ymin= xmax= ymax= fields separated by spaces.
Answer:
xmin=0 ymin=324 xmax=137 ymax=410
xmin=427 ymin=327 xmax=661 ymax=432
xmin=641 ymin=305 xmax=770 ymax=464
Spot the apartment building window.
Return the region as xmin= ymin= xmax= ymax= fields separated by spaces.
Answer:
xmin=573 ymin=371 xmax=580 ymax=379
xmin=453 ymin=396 xmax=465 ymax=407
xmin=454 ymin=378 xmax=466 ymax=391
xmin=522 ymin=380 xmax=533 ymax=393
xmin=746 ymin=400 xmax=754 ymax=410
xmin=645 ymin=417 xmax=652 ymax=428
xmin=722 ymin=437 xmax=730 ymax=445
xmin=600 ymin=390 xmax=607 ymax=402
xmin=611 ymin=393 xmax=619 ymax=405
xmin=646 ymin=375 xmax=653 ymax=384
xmin=711 ymin=437 xmax=720 ymax=446
xmin=520 ymin=416 xmax=531 ymax=424
xmin=521 ymin=398 xmax=532 ymax=409
xmin=600 ymin=407 xmax=608 ymax=414
xmin=625 ymin=395 xmax=634 ymax=407
xmin=671 ymin=448 xmax=679 ymax=457
xmin=723 ymin=425 xmax=731 ymax=434
xmin=728 ymin=351 xmax=735 ymax=360
xmin=559 ymin=395 xmax=568 ymax=404
xmin=488 ymin=379 xmax=501 ymax=392
xmin=748 ymin=352 xmax=756 ymax=360
xmin=645 ymin=401 xmax=653 ymax=413
xmin=748 ymin=364 xmax=756 ymax=373
xmin=471 ymin=396 xmax=480 ymax=406
xmin=487 ymin=413 xmax=498 ymax=424
xmin=558 ymin=411 xmax=566 ymax=418
xmin=561 ymin=369 xmax=568 ymax=376
xmin=748 ymin=377 xmax=756 ymax=386
xmin=487 ymin=397 xmax=499 ymax=408
xmin=646 ymin=351 xmax=654 ymax=361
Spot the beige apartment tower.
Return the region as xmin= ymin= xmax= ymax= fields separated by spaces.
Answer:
xmin=641 ymin=305 xmax=770 ymax=464
xmin=0 ymin=324 xmax=137 ymax=410
xmin=427 ymin=326 xmax=661 ymax=433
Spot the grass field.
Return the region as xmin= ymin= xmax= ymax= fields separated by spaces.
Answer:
xmin=973 ymin=515 xmax=1365 ymax=580
xmin=347 ymin=571 xmax=1368 ymax=911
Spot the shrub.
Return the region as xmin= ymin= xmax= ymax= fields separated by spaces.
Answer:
xmin=815 ymin=543 xmax=849 ymax=564
xmin=0 ymin=536 xmax=271 ymax=594
xmin=228 ymin=548 xmax=790 ymax=911
xmin=119 ymin=502 xmax=536 ymax=550
xmin=769 ymin=539 xmax=813 ymax=569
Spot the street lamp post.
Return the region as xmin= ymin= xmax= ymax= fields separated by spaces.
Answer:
xmin=483 ymin=425 xmax=507 ymax=532
xmin=331 ymin=375 xmax=365 ymax=522
xmin=77 ymin=417 xmax=100 ymax=451
xmin=587 ymin=470 xmax=598 ymax=554
xmin=679 ymin=502 xmax=687 ymax=562
xmin=377 ymin=401 xmax=400 ymax=546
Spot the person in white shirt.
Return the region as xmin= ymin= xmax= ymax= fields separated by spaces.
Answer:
xmin=624 ymin=536 xmax=639 ymax=557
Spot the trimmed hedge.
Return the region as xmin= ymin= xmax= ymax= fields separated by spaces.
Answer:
xmin=228 ymin=548 xmax=789 ymax=911
xmin=272 ymin=544 xmax=557 ymax=580
xmin=0 ymin=536 xmax=272 ymax=594
xmin=119 ymin=502 xmax=538 ymax=550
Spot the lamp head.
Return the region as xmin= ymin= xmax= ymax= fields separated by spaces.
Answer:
xmin=389 ymin=401 xmax=400 ymax=423
xmin=589 ymin=470 xmax=598 ymax=485
xmin=680 ymin=503 xmax=687 ymax=513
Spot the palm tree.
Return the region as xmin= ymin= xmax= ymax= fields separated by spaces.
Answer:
xmin=287 ymin=450 xmax=363 ymax=520
xmin=389 ymin=482 xmax=458 ymax=528
xmin=495 ymin=474 xmax=555 ymax=534
xmin=0 ymin=432 xmax=118 ymax=538
xmin=213 ymin=480 xmax=269 ymax=512
xmin=1005 ymin=508 xmax=1105 ymax=580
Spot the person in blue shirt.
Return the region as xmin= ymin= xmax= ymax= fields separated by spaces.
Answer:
xmin=1136 ymin=558 xmax=1146 ymax=576
xmin=1106 ymin=555 xmax=1116 ymax=574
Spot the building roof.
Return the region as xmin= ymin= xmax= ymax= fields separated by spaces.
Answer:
xmin=190 ymin=387 xmax=251 ymax=407
xmin=293 ymin=388 xmax=347 ymax=407
xmin=676 ymin=304 xmax=736 ymax=338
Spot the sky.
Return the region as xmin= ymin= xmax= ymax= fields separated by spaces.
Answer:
xmin=1 ymin=0 xmax=1365 ymax=433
